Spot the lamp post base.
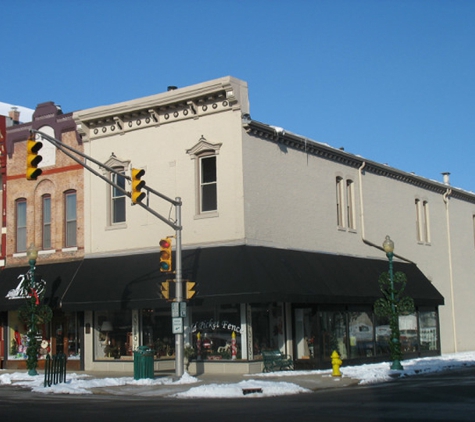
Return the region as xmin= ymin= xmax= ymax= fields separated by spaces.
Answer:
xmin=28 ymin=368 xmax=38 ymax=376
xmin=390 ymin=360 xmax=403 ymax=371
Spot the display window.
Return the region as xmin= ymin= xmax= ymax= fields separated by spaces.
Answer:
xmin=294 ymin=307 xmax=317 ymax=360
xmin=348 ymin=311 xmax=374 ymax=358
xmin=399 ymin=314 xmax=418 ymax=352
xmin=142 ymin=309 xmax=174 ymax=359
xmin=190 ymin=304 xmax=242 ymax=360
xmin=8 ymin=310 xmax=50 ymax=360
xmin=418 ymin=310 xmax=438 ymax=351
xmin=319 ymin=310 xmax=347 ymax=360
xmin=51 ymin=311 xmax=81 ymax=359
xmin=94 ymin=310 xmax=133 ymax=360
xmin=375 ymin=314 xmax=391 ymax=355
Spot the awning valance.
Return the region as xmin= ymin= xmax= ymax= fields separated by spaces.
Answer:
xmin=0 ymin=260 xmax=83 ymax=311
xmin=58 ymin=246 xmax=443 ymax=310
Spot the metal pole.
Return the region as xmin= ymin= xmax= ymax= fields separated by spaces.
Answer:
xmin=175 ymin=197 xmax=184 ymax=377
xmin=28 ymin=257 xmax=38 ymax=376
xmin=388 ymin=251 xmax=403 ymax=371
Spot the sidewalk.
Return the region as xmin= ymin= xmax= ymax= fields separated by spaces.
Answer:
xmin=1 ymin=367 xmax=361 ymax=397
xmin=79 ymin=370 xmax=360 ymax=396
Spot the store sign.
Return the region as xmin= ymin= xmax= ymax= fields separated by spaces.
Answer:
xmin=5 ymin=273 xmax=46 ymax=300
xmin=191 ymin=318 xmax=242 ymax=334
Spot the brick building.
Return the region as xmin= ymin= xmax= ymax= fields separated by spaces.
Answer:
xmin=1 ymin=102 xmax=84 ymax=370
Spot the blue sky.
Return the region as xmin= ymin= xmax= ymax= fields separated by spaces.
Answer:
xmin=2 ymin=0 xmax=474 ymax=192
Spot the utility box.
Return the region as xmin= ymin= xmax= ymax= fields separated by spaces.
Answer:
xmin=133 ymin=346 xmax=154 ymax=380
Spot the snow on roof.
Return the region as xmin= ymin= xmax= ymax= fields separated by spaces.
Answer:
xmin=0 ymin=101 xmax=34 ymax=122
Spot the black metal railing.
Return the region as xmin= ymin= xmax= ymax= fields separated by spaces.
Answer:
xmin=44 ymin=353 xmax=67 ymax=387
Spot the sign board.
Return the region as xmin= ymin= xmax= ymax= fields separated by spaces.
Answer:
xmin=180 ymin=302 xmax=187 ymax=318
xmin=171 ymin=302 xmax=179 ymax=318
xmin=172 ymin=317 xmax=183 ymax=334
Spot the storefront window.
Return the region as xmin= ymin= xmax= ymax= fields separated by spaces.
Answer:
xmin=419 ymin=311 xmax=438 ymax=351
xmin=94 ymin=310 xmax=132 ymax=360
xmin=348 ymin=311 xmax=374 ymax=358
xmin=399 ymin=314 xmax=418 ymax=353
xmin=52 ymin=311 xmax=81 ymax=359
xmin=8 ymin=310 xmax=50 ymax=360
xmin=319 ymin=310 xmax=347 ymax=360
xmin=191 ymin=305 xmax=242 ymax=360
xmin=250 ymin=303 xmax=286 ymax=358
xmin=142 ymin=309 xmax=173 ymax=358
xmin=294 ymin=307 xmax=318 ymax=359
xmin=375 ymin=315 xmax=391 ymax=356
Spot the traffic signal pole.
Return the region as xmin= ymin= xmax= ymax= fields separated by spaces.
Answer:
xmin=175 ymin=199 xmax=184 ymax=377
xmin=30 ymin=129 xmax=186 ymax=377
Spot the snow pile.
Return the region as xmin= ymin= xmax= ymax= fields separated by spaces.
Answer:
xmin=1 ymin=351 xmax=475 ymax=398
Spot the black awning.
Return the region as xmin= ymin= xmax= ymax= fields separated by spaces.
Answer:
xmin=60 ymin=246 xmax=444 ymax=311
xmin=0 ymin=260 xmax=84 ymax=311
xmin=181 ymin=246 xmax=444 ymax=307
xmin=61 ymin=253 xmax=166 ymax=311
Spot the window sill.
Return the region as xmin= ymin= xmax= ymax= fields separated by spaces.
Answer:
xmin=194 ymin=211 xmax=219 ymax=220
xmin=62 ymin=247 xmax=78 ymax=252
xmin=106 ymin=223 xmax=128 ymax=230
xmin=39 ymin=249 xmax=56 ymax=256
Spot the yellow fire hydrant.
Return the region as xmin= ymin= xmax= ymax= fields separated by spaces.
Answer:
xmin=331 ymin=350 xmax=342 ymax=377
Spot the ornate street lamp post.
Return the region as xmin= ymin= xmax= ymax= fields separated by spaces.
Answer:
xmin=26 ymin=244 xmax=39 ymax=376
xmin=382 ymin=235 xmax=404 ymax=371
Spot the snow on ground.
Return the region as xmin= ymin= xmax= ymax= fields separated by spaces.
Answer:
xmin=1 ymin=352 xmax=475 ymax=398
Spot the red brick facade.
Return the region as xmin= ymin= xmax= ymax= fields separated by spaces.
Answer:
xmin=5 ymin=102 xmax=84 ymax=267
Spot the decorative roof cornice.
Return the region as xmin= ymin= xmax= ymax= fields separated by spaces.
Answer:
xmin=74 ymin=76 xmax=249 ymax=140
xmin=244 ymin=118 xmax=475 ymax=204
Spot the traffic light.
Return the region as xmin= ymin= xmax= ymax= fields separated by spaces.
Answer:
xmin=186 ymin=281 xmax=196 ymax=300
xmin=160 ymin=280 xmax=171 ymax=300
xmin=159 ymin=237 xmax=172 ymax=272
xmin=131 ymin=168 xmax=146 ymax=204
xmin=26 ymin=133 xmax=43 ymax=180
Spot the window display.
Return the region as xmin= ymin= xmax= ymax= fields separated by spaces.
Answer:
xmin=8 ymin=310 xmax=49 ymax=360
xmin=294 ymin=307 xmax=318 ymax=359
xmin=348 ymin=311 xmax=374 ymax=358
xmin=142 ymin=309 xmax=173 ymax=358
xmin=419 ymin=311 xmax=438 ymax=351
xmin=94 ymin=310 xmax=132 ymax=360
xmin=399 ymin=314 xmax=418 ymax=352
xmin=319 ymin=310 xmax=347 ymax=360
xmin=191 ymin=305 xmax=241 ymax=360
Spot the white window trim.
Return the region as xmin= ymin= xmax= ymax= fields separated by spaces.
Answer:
xmin=187 ymin=136 xmax=222 ymax=218
xmin=102 ymin=155 xmax=130 ymax=227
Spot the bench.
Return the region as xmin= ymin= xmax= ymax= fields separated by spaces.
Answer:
xmin=261 ymin=350 xmax=294 ymax=372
